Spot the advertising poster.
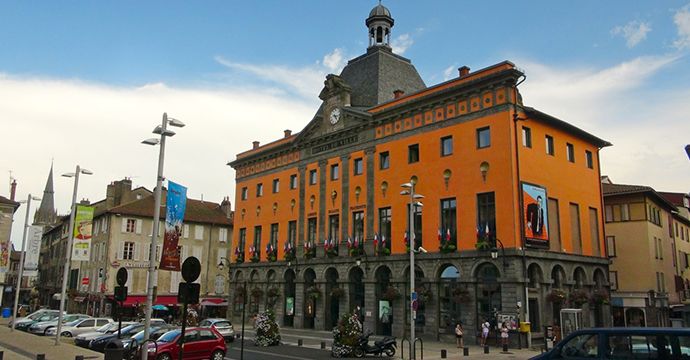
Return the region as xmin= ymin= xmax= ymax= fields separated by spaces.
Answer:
xmin=160 ymin=181 xmax=187 ymax=271
xmin=379 ymin=300 xmax=391 ymax=324
xmin=23 ymin=225 xmax=43 ymax=276
xmin=286 ymin=297 xmax=294 ymax=316
xmin=522 ymin=182 xmax=549 ymax=248
xmin=0 ymin=241 xmax=9 ymax=273
xmin=72 ymin=205 xmax=94 ymax=261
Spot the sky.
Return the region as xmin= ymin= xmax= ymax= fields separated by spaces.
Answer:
xmin=1 ymin=1 xmax=690 ymax=249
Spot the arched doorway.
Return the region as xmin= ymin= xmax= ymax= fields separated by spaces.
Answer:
xmin=325 ymin=267 xmax=340 ymax=329
xmin=283 ymin=269 xmax=296 ymax=327
xmin=249 ymin=270 xmax=260 ymax=314
xmin=475 ymin=263 xmax=501 ymax=331
xmin=349 ymin=267 xmax=365 ymax=321
xmin=625 ymin=307 xmax=646 ymax=327
xmin=304 ymin=268 xmax=316 ymax=329
xmin=527 ymin=263 xmax=544 ymax=333
xmin=592 ymin=269 xmax=607 ymax=327
xmin=550 ymin=265 xmax=567 ymax=325
xmin=404 ymin=265 xmax=426 ymax=334
xmin=573 ymin=267 xmax=586 ymax=290
xmin=266 ymin=270 xmax=277 ymax=311
xmin=439 ymin=264 xmax=463 ymax=336
xmin=375 ymin=266 xmax=393 ymax=335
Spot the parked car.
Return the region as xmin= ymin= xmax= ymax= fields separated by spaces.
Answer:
xmin=145 ymin=328 xmax=226 ymax=360
xmin=122 ymin=325 xmax=178 ymax=360
xmin=55 ymin=317 xmax=113 ymax=337
xmin=8 ymin=309 xmax=60 ymax=328
xmin=29 ymin=314 xmax=91 ymax=335
xmin=13 ymin=310 xmax=62 ymax=331
xmin=74 ymin=321 xmax=136 ymax=348
xmin=89 ymin=323 xmax=146 ymax=352
xmin=199 ymin=318 xmax=235 ymax=342
xmin=530 ymin=327 xmax=690 ymax=360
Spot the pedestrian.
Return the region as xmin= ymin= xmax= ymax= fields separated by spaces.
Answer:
xmin=455 ymin=322 xmax=464 ymax=348
xmin=500 ymin=322 xmax=509 ymax=348
xmin=480 ymin=320 xmax=490 ymax=347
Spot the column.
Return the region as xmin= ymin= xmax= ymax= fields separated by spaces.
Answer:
xmin=298 ymin=165 xmax=307 ymax=245
xmin=294 ymin=281 xmax=305 ymax=329
xmin=315 ymin=280 xmax=327 ymax=330
xmin=365 ymin=147 xmax=375 ymax=237
xmin=340 ymin=155 xmax=350 ymax=257
xmin=364 ymin=279 xmax=376 ymax=333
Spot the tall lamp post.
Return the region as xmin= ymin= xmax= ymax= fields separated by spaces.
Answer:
xmin=55 ymin=165 xmax=93 ymax=344
xmin=217 ymin=257 xmax=231 ymax=319
xmin=400 ymin=182 xmax=423 ymax=360
xmin=141 ymin=113 xmax=185 ymax=358
xmin=11 ymin=194 xmax=41 ymax=331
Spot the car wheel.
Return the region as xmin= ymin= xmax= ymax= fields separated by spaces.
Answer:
xmin=62 ymin=332 xmax=72 ymax=337
xmin=157 ymin=353 xmax=171 ymax=360
xmin=212 ymin=350 xmax=225 ymax=360
xmin=384 ymin=346 xmax=396 ymax=357
xmin=44 ymin=327 xmax=53 ymax=336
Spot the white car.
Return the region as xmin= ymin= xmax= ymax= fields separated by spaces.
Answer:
xmin=73 ymin=321 xmax=136 ymax=347
xmin=28 ymin=314 xmax=91 ymax=335
xmin=50 ymin=317 xmax=113 ymax=337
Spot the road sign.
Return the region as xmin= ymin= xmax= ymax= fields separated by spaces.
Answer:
xmin=411 ymin=292 xmax=418 ymax=301
xmin=412 ymin=299 xmax=419 ymax=311
xmin=116 ymin=267 xmax=128 ymax=286
xmin=81 ymin=277 xmax=89 ymax=285
xmin=181 ymin=257 xmax=201 ymax=283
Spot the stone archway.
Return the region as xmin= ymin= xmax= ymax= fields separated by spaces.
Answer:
xmin=474 ymin=262 xmax=501 ymax=330
xmin=375 ymin=265 xmax=393 ymax=336
xmin=438 ymin=264 xmax=463 ymax=337
xmin=325 ymin=267 xmax=340 ymax=329
xmin=283 ymin=269 xmax=296 ymax=327
xmin=349 ymin=267 xmax=365 ymax=321
xmin=303 ymin=268 xmax=317 ymax=329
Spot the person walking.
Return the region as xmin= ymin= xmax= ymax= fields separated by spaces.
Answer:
xmin=480 ymin=320 xmax=490 ymax=347
xmin=500 ymin=322 xmax=509 ymax=348
xmin=455 ymin=323 xmax=464 ymax=348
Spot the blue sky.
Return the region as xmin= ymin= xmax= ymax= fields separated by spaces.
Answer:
xmin=1 ymin=1 xmax=690 ymax=248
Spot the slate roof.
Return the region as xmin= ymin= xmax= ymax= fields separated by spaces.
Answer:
xmin=0 ymin=195 xmax=20 ymax=211
xmin=602 ymin=183 xmax=677 ymax=211
xmin=107 ymin=193 xmax=232 ymax=226
xmin=658 ymin=192 xmax=689 ymax=207
xmin=339 ymin=46 xmax=426 ymax=107
xmin=523 ymin=107 xmax=612 ymax=148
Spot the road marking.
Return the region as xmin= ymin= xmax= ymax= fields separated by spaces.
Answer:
xmin=226 ymin=347 xmax=327 ymax=360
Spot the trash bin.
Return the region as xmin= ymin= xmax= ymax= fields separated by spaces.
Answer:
xmin=104 ymin=340 xmax=124 ymax=360
xmin=2 ymin=308 xmax=11 ymax=318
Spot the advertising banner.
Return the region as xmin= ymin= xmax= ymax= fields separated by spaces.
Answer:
xmin=522 ymin=182 xmax=549 ymax=248
xmin=286 ymin=297 xmax=294 ymax=316
xmin=72 ymin=205 xmax=94 ymax=261
xmin=160 ymin=181 xmax=187 ymax=271
xmin=0 ymin=241 xmax=9 ymax=273
xmin=23 ymin=225 xmax=43 ymax=276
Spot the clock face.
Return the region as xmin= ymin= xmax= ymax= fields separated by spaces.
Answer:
xmin=329 ymin=108 xmax=341 ymax=125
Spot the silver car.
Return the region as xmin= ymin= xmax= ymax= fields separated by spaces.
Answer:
xmin=49 ymin=317 xmax=113 ymax=337
xmin=73 ymin=321 xmax=136 ymax=348
xmin=199 ymin=318 xmax=235 ymax=342
xmin=28 ymin=314 xmax=91 ymax=335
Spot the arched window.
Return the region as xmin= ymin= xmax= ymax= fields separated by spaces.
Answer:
xmin=375 ymin=266 xmax=393 ymax=336
xmin=283 ymin=269 xmax=296 ymax=327
xmin=303 ymin=268 xmax=317 ymax=329
xmin=376 ymin=26 xmax=383 ymax=43
xmin=439 ymin=264 xmax=463 ymax=334
xmin=574 ymin=267 xmax=586 ymax=289
xmin=528 ymin=263 xmax=544 ymax=289
xmin=475 ymin=263 xmax=501 ymax=328
xmin=551 ymin=266 xmax=566 ymax=289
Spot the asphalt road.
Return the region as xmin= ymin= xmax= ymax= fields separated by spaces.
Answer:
xmin=226 ymin=343 xmax=333 ymax=360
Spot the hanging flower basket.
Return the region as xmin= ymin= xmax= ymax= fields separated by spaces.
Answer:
xmin=267 ymin=287 xmax=280 ymax=307
xmin=381 ymin=285 xmax=401 ymax=301
xmin=251 ymin=287 xmax=264 ymax=300
xmin=569 ymin=289 xmax=589 ymax=307
xmin=284 ymin=247 xmax=296 ymax=262
xmin=303 ymin=242 xmax=316 ymax=260
xmin=235 ymin=248 xmax=245 ymax=264
xmin=306 ymin=285 xmax=321 ymax=300
xmin=589 ymin=289 xmax=610 ymax=305
xmin=546 ymin=289 xmax=567 ymax=304
xmin=416 ymin=286 xmax=433 ymax=304
xmin=452 ymin=287 xmax=471 ymax=303
xmin=330 ymin=287 xmax=345 ymax=299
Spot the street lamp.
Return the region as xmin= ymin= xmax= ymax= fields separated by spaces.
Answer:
xmin=55 ymin=165 xmax=93 ymax=344
xmin=400 ymin=181 xmax=424 ymax=360
xmin=11 ymin=194 xmax=40 ymax=331
xmin=490 ymin=238 xmax=509 ymax=268
xmin=217 ymin=257 xmax=231 ymax=319
xmin=142 ymin=113 xmax=185 ymax=357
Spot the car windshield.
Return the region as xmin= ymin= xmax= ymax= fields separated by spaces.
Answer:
xmin=157 ymin=330 xmax=181 ymax=343
xmin=65 ymin=319 xmax=82 ymax=326
xmin=132 ymin=330 xmax=146 ymax=342
xmin=28 ymin=312 xmax=48 ymax=320
xmin=121 ymin=324 xmax=144 ymax=334
xmin=97 ymin=323 xmax=114 ymax=332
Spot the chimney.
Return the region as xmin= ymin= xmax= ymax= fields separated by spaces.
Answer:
xmin=284 ymin=129 xmax=292 ymax=138
xmin=220 ymin=196 xmax=233 ymax=219
xmin=10 ymin=180 xmax=16 ymax=201
xmin=458 ymin=66 xmax=470 ymax=77
xmin=393 ymin=89 xmax=405 ymax=99
xmin=252 ymin=141 xmax=260 ymax=149
xmin=79 ymin=198 xmax=91 ymax=205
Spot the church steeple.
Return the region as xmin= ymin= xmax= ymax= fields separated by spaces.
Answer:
xmin=34 ymin=162 xmax=57 ymax=226
xmin=366 ymin=2 xmax=394 ymax=49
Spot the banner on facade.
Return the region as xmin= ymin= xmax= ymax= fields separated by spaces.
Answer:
xmin=286 ymin=297 xmax=294 ymax=316
xmin=71 ymin=205 xmax=94 ymax=261
xmin=23 ymin=225 xmax=43 ymax=276
xmin=0 ymin=241 xmax=9 ymax=273
xmin=522 ymin=182 xmax=549 ymax=248
xmin=160 ymin=181 xmax=187 ymax=271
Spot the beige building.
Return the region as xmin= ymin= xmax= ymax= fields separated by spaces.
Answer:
xmin=0 ymin=193 xmax=20 ymax=308
xmin=659 ymin=192 xmax=690 ymax=324
xmin=602 ymin=179 xmax=681 ymax=327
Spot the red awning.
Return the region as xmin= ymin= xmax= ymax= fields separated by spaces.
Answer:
xmin=117 ymin=295 xmax=179 ymax=307
xmin=200 ymin=298 xmax=228 ymax=306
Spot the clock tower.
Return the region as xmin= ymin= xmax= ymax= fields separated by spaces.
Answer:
xmin=318 ymin=74 xmax=351 ymax=133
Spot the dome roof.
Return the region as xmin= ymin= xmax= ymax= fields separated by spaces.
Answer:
xmin=368 ymin=4 xmax=391 ymax=18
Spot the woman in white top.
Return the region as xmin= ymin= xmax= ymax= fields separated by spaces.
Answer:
xmin=480 ymin=321 xmax=490 ymax=347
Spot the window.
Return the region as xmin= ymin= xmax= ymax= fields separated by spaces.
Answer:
xmin=570 ymin=203 xmax=582 ymax=254
xmin=585 ymin=150 xmax=593 ymax=169
xmin=477 ymin=193 xmax=496 ymax=243
xmin=658 ymin=238 xmax=663 ymax=260
xmin=287 ymin=221 xmax=297 ymax=246
xmin=606 ymin=236 xmax=616 ymax=257
xmin=621 ymin=204 xmax=630 ymax=221
xmin=589 ymin=207 xmax=600 ymax=257
xmin=123 ymin=241 xmax=135 ymax=260
xmin=522 ymin=127 xmax=532 ymax=148
xmin=125 ymin=218 xmax=137 ymax=233
xmin=219 ymin=228 xmax=228 ymax=243
xmin=441 ymin=136 xmax=453 ymax=156
xmin=548 ymin=198 xmax=562 ymax=252
xmin=440 ymin=198 xmax=457 ymax=246
xmin=272 ymin=179 xmax=279 ymax=193
xmin=182 ymin=224 xmax=189 ymax=238
xmin=307 ymin=218 xmax=317 ymax=244
xmin=476 ymin=127 xmax=491 ymax=148
xmin=309 ymin=170 xmax=317 ymax=185
xmin=256 ymin=183 xmax=263 ymax=197
xmin=194 ymin=225 xmax=204 ymax=240
xmin=270 ymin=223 xmax=279 ymax=248
xmin=654 ymin=236 xmax=659 ymax=259
xmin=609 ymin=271 xmax=618 ymax=290
xmin=253 ymin=226 xmax=262 ymax=254
xmin=328 ymin=215 xmax=339 ymax=243
xmin=353 ymin=158 xmax=363 ymax=175
xmin=378 ymin=208 xmax=391 ymax=252
xmin=408 ymin=144 xmax=419 ymax=163
xmin=379 ymin=151 xmax=390 ymax=170
xmin=241 ymin=187 xmax=248 ymax=200
xmin=605 ymin=205 xmax=613 ymax=222
xmin=353 ymin=211 xmax=365 ymax=242
xmin=289 ymin=174 xmax=297 ymax=189
xmin=331 ymin=164 xmax=339 ymax=180
xmin=566 ymin=143 xmax=575 ymax=162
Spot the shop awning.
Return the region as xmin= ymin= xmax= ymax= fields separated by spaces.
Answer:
xmin=115 ymin=295 xmax=179 ymax=307
xmin=73 ymin=296 xmax=86 ymax=303
xmin=200 ymin=298 xmax=228 ymax=306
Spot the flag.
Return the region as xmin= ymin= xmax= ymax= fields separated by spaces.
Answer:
xmin=373 ymin=233 xmax=379 ymax=249
xmin=438 ymin=229 xmax=442 ymax=243
xmin=381 ymin=235 xmax=386 ymax=249
xmin=404 ymin=231 xmax=409 ymax=246
xmin=347 ymin=236 xmax=353 ymax=248
xmin=446 ymin=229 xmax=451 ymax=242
xmin=354 ymin=236 xmax=359 ymax=248
xmin=485 ymin=223 xmax=490 ymax=237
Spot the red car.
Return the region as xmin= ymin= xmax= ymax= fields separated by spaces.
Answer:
xmin=146 ymin=327 xmax=226 ymax=360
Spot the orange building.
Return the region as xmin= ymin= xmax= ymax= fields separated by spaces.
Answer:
xmin=228 ymin=4 xmax=612 ymax=343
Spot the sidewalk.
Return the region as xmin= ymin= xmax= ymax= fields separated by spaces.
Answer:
xmin=0 ymin=319 xmax=104 ymax=360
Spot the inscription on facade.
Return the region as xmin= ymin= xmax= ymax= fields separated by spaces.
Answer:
xmin=312 ymin=135 xmax=358 ymax=155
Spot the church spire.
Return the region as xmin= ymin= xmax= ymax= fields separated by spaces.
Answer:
xmin=34 ymin=162 xmax=57 ymax=226
xmin=366 ymin=2 xmax=394 ymax=49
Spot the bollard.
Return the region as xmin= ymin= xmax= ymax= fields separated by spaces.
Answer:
xmin=321 ymin=341 xmax=326 ymax=349
xmin=298 ymin=339 xmax=303 ymax=346
xmin=463 ymin=347 xmax=469 ymax=356
xmin=484 ymin=345 xmax=489 ymax=354
xmin=36 ymin=355 xmax=45 ymax=360
xmin=440 ymin=349 xmax=447 ymax=358
xmin=503 ymin=344 xmax=509 ymax=353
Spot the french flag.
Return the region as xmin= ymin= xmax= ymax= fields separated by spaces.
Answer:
xmin=446 ymin=229 xmax=451 ymax=242
xmin=347 ymin=236 xmax=353 ymax=248
xmin=404 ymin=231 xmax=409 ymax=246
xmin=438 ymin=229 xmax=442 ymax=243
xmin=373 ymin=233 xmax=379 ymax=249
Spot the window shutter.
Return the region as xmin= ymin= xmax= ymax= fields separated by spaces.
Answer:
xmin=183 ymin=224 xmax=189 ymax=238
xmin=193 ymin=246 xmax=203 ymax=284
xmin=156 ymin=245 xmax=162 ymax=262
xmin=136 ymin=219 xmax=142 ymax=234
xmin=121 ymin=218 xmax=128 ymax=233
xmin=170 ymin=271 xmax=178 ymax=293
xmin=117 ymin=241 xmax=124 ymax=260
xmin=143 ymin=243 xmax=151 ymax=262
xmin=133 ymin=243 xmax=140 ymax=261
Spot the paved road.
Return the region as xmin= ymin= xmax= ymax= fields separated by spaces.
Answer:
xmin=226 ymin=343 xmax=333 ymax=360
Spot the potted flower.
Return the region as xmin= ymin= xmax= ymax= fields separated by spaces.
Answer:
xmin=303 ymin=241 xmax=316 ymax=260
xmin=589 ymin=289 xmax=610 ymax=306
xmin=569 ymin=289 xmax=590 ymax=307
xmin=475 ymin=225 xmax=493 ymax=250
xmin=374 ymin=235 xmax=391 ymax=256
xmin=306 ymin=285 xmax=321 ymax=300
xmin=249 ymin=245 xmax=260 ymax=263
xmin=546 ymin=289 xmax=567 ymax=304
xmin=284 ymin=242 xmax=296 ymax=262
xmin=330 ymin=287 xmax=345 ymax=299
xmin=416 ymin=286 xmax=433 ymax=304
xmin=265 ymin=243 xmax=278 ymax=262
xmin=324 ymin=238 xmax=339 ymax=258
xmin=251 ymin=287 xmax=264 ymax=301
xmin=381 ymin=285 xmax=400 ymax=301
xmin=439 ymin=229 xmax=456 ymax=254
xmin=346 ymin=236 xmax=363 ymax=257
xmin=234 ymin=246 xmax=245 ymax=264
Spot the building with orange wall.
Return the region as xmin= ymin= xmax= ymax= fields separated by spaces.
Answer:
xmin=227 ymin=4 xmax=612 ymax=343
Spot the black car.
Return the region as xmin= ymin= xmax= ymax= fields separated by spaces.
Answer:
xmin=89 ymin=323 xmax=145 ymax=352
xmin=121 ymin=325 xmax=177 ymax=360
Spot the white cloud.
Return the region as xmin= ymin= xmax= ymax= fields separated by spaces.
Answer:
xmin=518 ymin=55 xmax=690 ymax=192
xmin=391 ymin=34 xmax=413 ymax=55
xmin=443 ymin=64 xmax=457 ymax=81
xmin=611 ymin=20 xmax=652 ymax=48
xmin=673 ymin=4 xmax=690 ymax=49
xmin=323 ymin=48 xmax=346 ymax=73
xmin=0 ymin=73 xmax=314 ymax=249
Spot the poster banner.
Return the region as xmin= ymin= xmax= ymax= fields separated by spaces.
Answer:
xmin=286 ymin=297 xmax=294 ymax=316
xmin=23 ymin=225 xmax=43 ymax=276
xmin=160 ymin=181 xmax=187 ymax=271
xmin=379 ymin=300 xmax=391 ymax=324
xmin=522 ymin=182 xmax=549 ymax=248
xmin=0 ymin=241 xmax=9 ymax=273
xmin=71 ymin=205 xmax=94 ymax=261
